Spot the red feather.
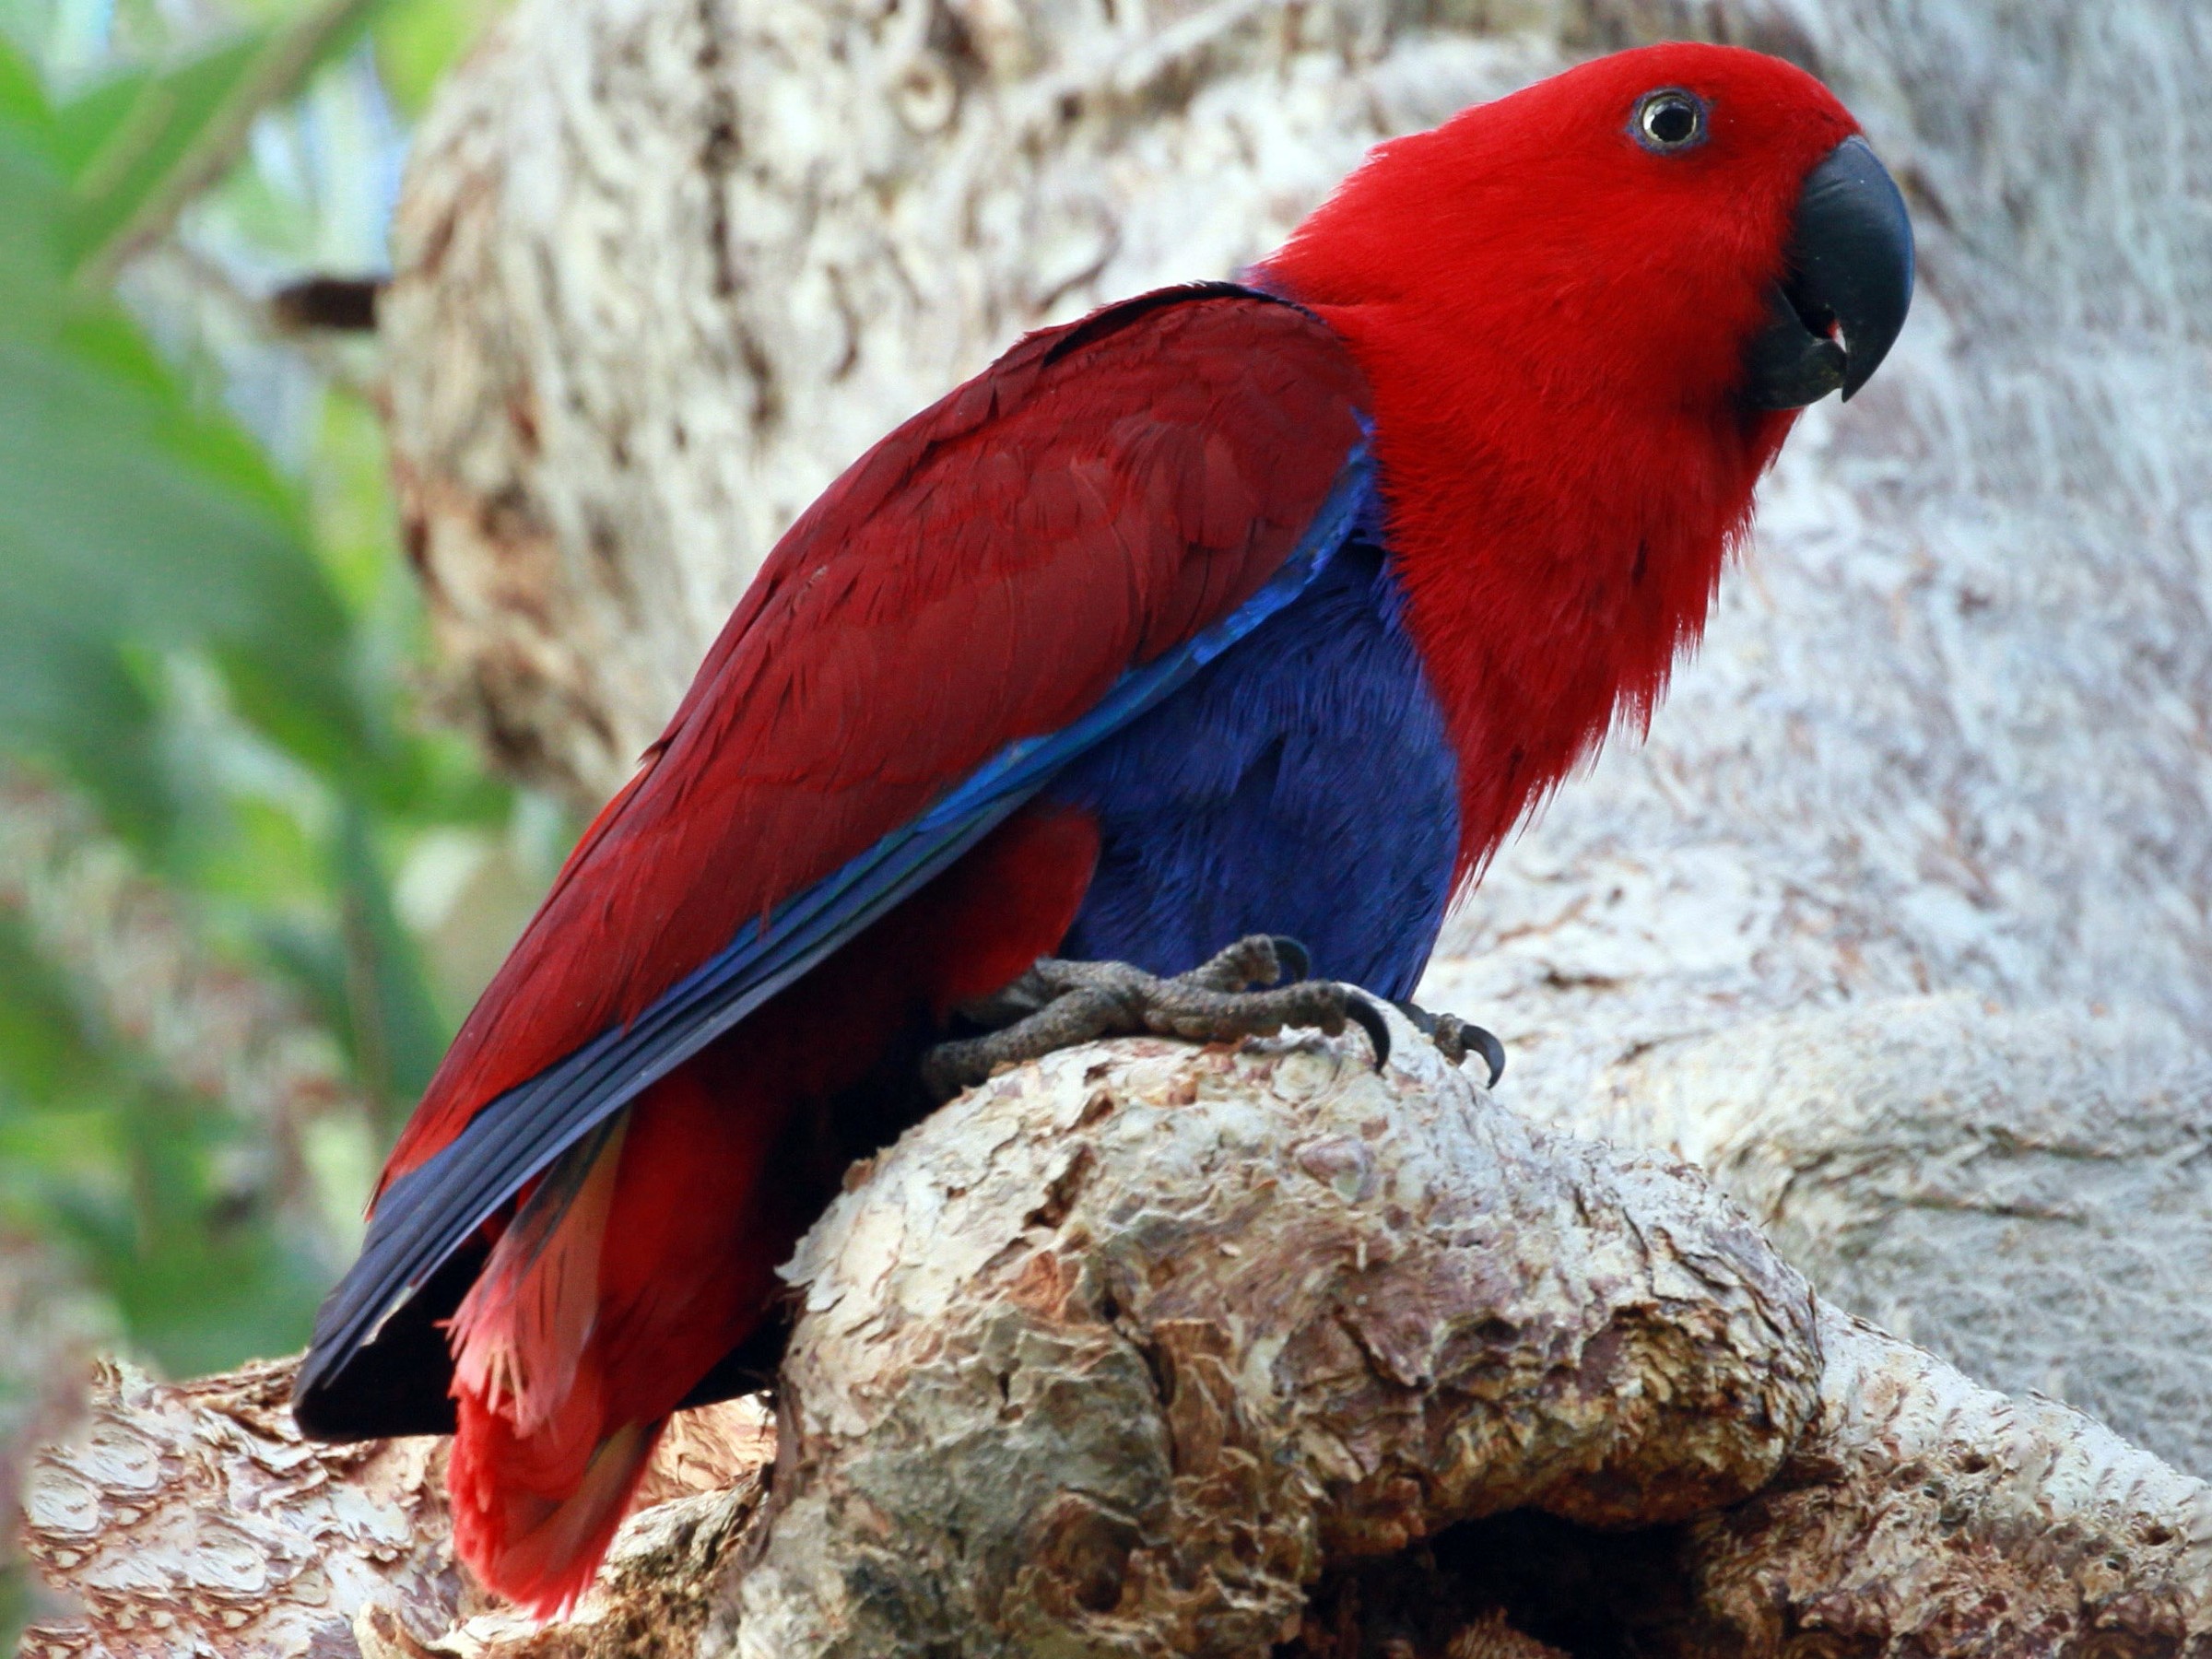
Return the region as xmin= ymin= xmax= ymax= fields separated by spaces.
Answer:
xmin=369 ymin=290 xmax=1363 ymax=1614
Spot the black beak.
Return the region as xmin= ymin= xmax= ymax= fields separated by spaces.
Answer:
xmin=1744 ymin=135 xmax=1915 ymax=410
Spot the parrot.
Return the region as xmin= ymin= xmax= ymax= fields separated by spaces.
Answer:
xmin=294 ymin=41 xmax=1913 ymax=1615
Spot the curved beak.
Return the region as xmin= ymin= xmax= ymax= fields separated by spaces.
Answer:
xmin=1744 ymin=135 xmax=1916 ymax=409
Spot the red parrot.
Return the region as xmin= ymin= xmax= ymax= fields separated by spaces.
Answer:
xmin=296 ymin=41 xmax=1912 ymax=1614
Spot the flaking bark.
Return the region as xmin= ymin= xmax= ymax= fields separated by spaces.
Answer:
xmin=734 ymin=1025 xmax=1822 ymax=1656
xmin=20 ymin=1364 xmax=771 ymax=1658
xmin=25 ymin=1029 xmax=2212 ymax=1656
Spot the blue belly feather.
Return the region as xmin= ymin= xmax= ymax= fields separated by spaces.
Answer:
xmin=1049 ymin=539 xmax=1460 ymax=1001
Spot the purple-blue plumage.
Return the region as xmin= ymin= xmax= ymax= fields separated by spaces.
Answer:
xmin=1050 ymin=521 xmax=1461 ymax=1002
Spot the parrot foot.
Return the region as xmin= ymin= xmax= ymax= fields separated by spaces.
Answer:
xmin=920 ymin=934 xmax=1392 ymax=1102
xmin=1392 ymin=1000 xmax=1506 ymax=1088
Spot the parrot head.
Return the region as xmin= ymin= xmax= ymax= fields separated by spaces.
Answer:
xmin=1257 ymin=43 xmax=1917 ymax=878
xmin=1265 ymin=41 xmax=1914 ymax=418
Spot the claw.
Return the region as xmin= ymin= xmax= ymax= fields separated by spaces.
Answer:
xmin=1461 ymin=1023 xmax=1506 ymax=1089
xmin=1344 ymin=993 xmax=1391 ymax=1073
xmin=1392 ymin=1000 xmax=1507 ymax=1088
xmin=1268 ymin=935 xmax=1312 ymax=983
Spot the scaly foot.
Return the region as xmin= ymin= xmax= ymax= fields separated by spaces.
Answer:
xmin=920 ymin=934 xmax=1392 ymax=1101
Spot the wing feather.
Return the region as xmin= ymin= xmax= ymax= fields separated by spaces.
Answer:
xmin=296 ymin=285 xmax=1371 ymax=1419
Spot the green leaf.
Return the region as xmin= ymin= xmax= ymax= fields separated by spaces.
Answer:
xmin=58 ymin=33 xmax=265 ymax=270
xmin=0 ymin=911 xmax=106 ymax=1108
xmin=0 ymin=37 xmax=66 ymax=318
xmin=0 ymin=627 xmax=173 ymax=846
xmin=0 ymin=320 xmax=375 ymax=835
xmin=0 ymin=31 xmax=57 ymax=154
xmin=335 ymin=802 xmax=446 ymax=1121
xmin=45 ymin=64 xmax=147 ymax=174
xmin=0 ymin=333 xmax=314 ymax=636
xmin=371 ymin=0 xmax=503 ymax=116
xmin=63 ymin=0 xmax=399 ymax=288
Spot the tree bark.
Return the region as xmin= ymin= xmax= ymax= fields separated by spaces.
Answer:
xmin=20 ymin=1359 xmax=771 ymax=1659
xmin=24 ymin=1030 xmax=2212 ymax=1656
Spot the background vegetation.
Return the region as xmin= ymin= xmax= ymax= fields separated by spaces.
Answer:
xmin=0 ymin=0 xmax=540 ymax=1627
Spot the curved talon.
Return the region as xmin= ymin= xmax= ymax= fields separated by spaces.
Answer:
xmin=1344 ymin=993 xmax=1392 ymax=1072
xmin=1453 ymin=1019 xmax=1506 ymax=1088
xmin=1268 ymin=935 xmax=1312 ymax=983
xmin=1392 ymin=1000 xmax=1507 ymax=1088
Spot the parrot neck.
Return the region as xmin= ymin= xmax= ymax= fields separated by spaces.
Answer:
xmin=1294 ymin=292 xmax=1796 ymax=885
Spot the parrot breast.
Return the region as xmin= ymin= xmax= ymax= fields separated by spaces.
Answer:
xmin=1049 ymin=534 xmax=1460 ymax=999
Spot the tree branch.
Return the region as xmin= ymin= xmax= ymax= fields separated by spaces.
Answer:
xmin=25 ymin=1029 xmax=2210 ymax=1656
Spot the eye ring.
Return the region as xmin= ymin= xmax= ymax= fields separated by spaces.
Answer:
xmin=1633 ymin=88 xmax=1708 ymax=153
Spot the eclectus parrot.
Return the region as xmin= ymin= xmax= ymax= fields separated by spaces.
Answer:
xmin=296 ymin=42 xmax=1912 ymax=1613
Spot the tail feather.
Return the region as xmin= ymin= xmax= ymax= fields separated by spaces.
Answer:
xmin=442 ymin=1066 xmax=786 ymax=1616
xmin=448 ymin=1117 xmax=629 ymax=1437
xmin=433 ymin=807 xmax=1102 ymax=1617
xmin=451 ymin=1389 xmax=661 ymax=1617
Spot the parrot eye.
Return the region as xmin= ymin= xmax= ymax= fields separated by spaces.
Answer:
xmin=1633 ymin=88 xmax=1707 ymax=152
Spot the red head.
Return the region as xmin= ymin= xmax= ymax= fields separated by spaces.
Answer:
xmin=1260 ymin=43 xmax=1912 ymax=879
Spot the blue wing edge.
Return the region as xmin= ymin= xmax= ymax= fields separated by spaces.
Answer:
xmin=297 ymin=443 xmax=1376 ymax=1402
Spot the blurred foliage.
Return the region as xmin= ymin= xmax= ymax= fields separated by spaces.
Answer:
xmin=0 ymin=0 xmax=534 ymax=1426
xmin=0 ymin=905 xmax=331 ymax=1373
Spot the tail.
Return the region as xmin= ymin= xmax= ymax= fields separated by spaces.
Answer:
xmin=449 ymin=1388 xmax=662 ymax=1616
xmin=435 ymin=806 xmax=1102 ymax=1615
xmin=442 ymin=1066 xmax=788 ymax=1617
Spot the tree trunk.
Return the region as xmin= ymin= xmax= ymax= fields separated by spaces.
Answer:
xmin=375 ymin=0 xmax=2212 ymax=1464
xmin=28 ymin=0 xmax=2212 ymax=1652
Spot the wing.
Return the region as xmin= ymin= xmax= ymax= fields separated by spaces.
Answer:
xmin=295 ymin=285 xmax=1372 ymax=1420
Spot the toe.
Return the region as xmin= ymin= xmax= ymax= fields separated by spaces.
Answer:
xmin=1189 ymin=935 xmax=1286 ymax=993
xmin=1391 ymin=998 xmax=1437 ymax=1040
